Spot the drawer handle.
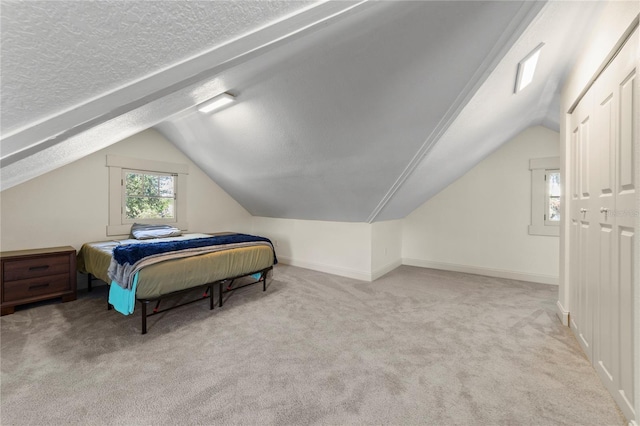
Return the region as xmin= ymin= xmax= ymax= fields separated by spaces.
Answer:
xmin=28 ymin=265 xmax=50 ymax=271
xmin=28 ymin=283 xmax=50 ymax=290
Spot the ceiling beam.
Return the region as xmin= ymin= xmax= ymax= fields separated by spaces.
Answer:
xmin=1 ymin=0 xmax=373 ymax=170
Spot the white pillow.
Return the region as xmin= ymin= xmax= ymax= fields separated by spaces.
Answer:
xmin=130 ymin=223 xmax=182 ymax=240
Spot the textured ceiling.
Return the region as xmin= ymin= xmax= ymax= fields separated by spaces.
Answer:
xmin=1 ymin=0 xmax=314 ymax=133
xmin=1 ymin=0 xmax=348 ymax=187
xmin=0 ymin=0 xmax=609 ymax=223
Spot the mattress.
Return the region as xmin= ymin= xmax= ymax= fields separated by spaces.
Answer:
xmin=77 ymin=233 xmax=274 ymax=299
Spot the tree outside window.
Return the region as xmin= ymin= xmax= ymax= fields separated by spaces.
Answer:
xmin=546 ymin=170 xmax=561 ymax=224
xmin=529 ymin=156 xmax=560 ymax=237
xmin=124 ymin=170 xmax=176 ymax=221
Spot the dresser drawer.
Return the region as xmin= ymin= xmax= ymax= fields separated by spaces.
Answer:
xmin=3 ymin=255 xmax=70 ymax=282
xmin=2 ymin=274 xmax=71 ymax=303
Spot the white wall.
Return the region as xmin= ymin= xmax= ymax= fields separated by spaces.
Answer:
xmin=251 ymin=218 xmax=403 ymax=282
xmin=0 ymin=129 xmax=253 ymax=254
xmin=252 ymin=217 xmax=372 ymax=281
xmin=402 ymin=126 xmax=560 ymax=285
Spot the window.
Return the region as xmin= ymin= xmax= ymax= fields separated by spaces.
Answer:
xmin=107 ymin=155 xmax=188 ymax=236
xmin=545 ymin=170 xmax=561 ymax=225
xmin=529 ymin=156 xmax=560 ymax=237
xmin=123 ymin=170 xmax=176 ymax=222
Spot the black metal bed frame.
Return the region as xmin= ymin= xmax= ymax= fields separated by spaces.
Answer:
xmin=89 ymin=265 xmax=273 ymax=334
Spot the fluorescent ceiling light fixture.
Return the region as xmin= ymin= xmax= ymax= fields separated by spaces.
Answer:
xmin=198 ymin=93 xmax=235 ymax=113
xmin=515 ymin=43 xmax=544 ymax=93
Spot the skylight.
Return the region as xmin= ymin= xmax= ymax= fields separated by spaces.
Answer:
xmin=515 ymin=43 xmax=544 ymax=93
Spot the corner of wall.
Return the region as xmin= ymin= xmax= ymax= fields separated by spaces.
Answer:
xmin=251 ymin=217 xmax=374 ymax=281
xmin=371 ymin=219 xmax=403 ymax=280
xmin=556 ymin=300 xmax=569 ymax=326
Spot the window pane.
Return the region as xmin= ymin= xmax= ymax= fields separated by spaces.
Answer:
xmin=126 ymin=197 xmax=175 ymax=219
xmin=125 ymin=173 xmax=144 ymax=196
xmin=548 ymin=172 xmax=560 ymax=221
xmin=159 ymin=175 xmax=175 ymax=197
xmin=144 ymin=174 xmax=160 ymax=197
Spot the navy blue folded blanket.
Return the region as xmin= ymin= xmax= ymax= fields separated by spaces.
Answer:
xmin=113 ymin=233 xmax=278 ymax=266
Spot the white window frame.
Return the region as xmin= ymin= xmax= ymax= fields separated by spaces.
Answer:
xmin=107 ymin=155 xmax=188 ymax=236
xmin=529 ymin=156 xmax=560 ymax=237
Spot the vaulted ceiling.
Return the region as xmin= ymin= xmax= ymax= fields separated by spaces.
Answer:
xmin=1 ymin=1 xmax=606 ymax=222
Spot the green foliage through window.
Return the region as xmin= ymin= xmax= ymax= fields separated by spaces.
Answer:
xmin=547 ymin=171 xmax=560 ymax=222
xmin=124 ymin=171 xmax=175 ymax=220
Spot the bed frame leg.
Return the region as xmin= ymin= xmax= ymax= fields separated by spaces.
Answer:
xmin=209 ymin=284 xmax=214 ymax=310
xmin=219 ymin=282 xmax=224 ymax=307
xmin=141 ymin=301 xmax=148 ymax=335
xmin=88 ymin=273 xmax=93 ymax=292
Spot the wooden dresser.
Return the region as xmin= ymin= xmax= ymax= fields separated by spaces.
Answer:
xmin=1 ymin=246 xmax=77 ymax=315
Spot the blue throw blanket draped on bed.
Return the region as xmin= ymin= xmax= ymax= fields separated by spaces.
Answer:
xmin=112 ymin=233 xmax=278 ymax=266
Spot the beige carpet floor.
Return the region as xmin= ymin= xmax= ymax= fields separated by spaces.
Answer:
xmin=0 ymin=264 xmax=626 ymax=425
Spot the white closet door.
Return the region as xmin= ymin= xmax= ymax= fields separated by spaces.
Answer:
xmin=592 ymin=51 xmax=618 ymax=402
xmin=569 ymin=89 xmax=594 ymax=359
xmin=575 ymin=25 xmax=637 ymax=422
xmin=611 ymin=27 xmax=636 ymax=420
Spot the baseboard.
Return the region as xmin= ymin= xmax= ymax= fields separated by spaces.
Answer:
xmin=277 ymin=256 xmax=372 ymax=282
xmin=275 ymin=256 xmax=558 ymax=285
xmin=556 ymin=300 xmax=570 ymax=326
xmin=371 ymin=259 xmax=402 ymax=281
xmin=402 ymin=258 xmax=559 ymax=285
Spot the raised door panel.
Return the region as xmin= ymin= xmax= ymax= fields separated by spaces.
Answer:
xmin=597 ymin=93 xmax=615 ymax=197
xmin=618 ymin=70 xmax=636 ymax=199
xmin=577 ymin=220 xmax=592 ymax=355
xmin=596 ymin=224 xmax=616 ymax=384
xmin=617 ymin=227 xmax=635 ymax=419
xmin=572 ymin=128 xmax=580 ymax=201
xmin=580 ymin=116 xmax=591 ymax=200
xmin=569 ymin=218 xmax=580 ymax=332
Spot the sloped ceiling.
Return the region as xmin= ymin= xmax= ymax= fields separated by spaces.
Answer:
xmin=1 ymin=1 xmax=315 ymax=132
xmin=1 ymin=1 xmax=605 ymax=222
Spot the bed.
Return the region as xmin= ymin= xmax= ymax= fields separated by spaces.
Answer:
xmin=77 ymin=232 xmax=276 ymax=334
